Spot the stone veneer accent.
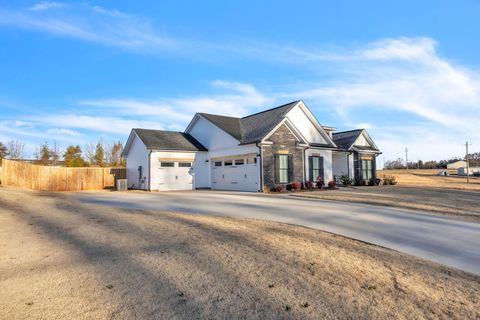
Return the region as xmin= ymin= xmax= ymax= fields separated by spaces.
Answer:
xmin=262 ymin=124 xmax=304 ymax=190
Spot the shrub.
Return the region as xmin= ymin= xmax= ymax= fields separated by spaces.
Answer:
xmin=305 ymin=181 xmax=314 ymax=190
xmin=285 ymin=184 xmax=293 ymax=191
xmin=382 ymin=175 xmax=397 ymax=185
xmin=274 ymin=185 xmax=283 ymax=192
xmin=355 ymin=177 xmax=365 ymax=186
xmin=327 ymin=180 xmax=336 ymax=189
xmin=291 ymin=181 xmax=302 ymax=191
xmin=316 ymin=176 xmax=324 ymax=189
xmin=368 ymin=177 xmax=381 ymax=186
xmin=340 ymin=174 xmax=352 ymax=187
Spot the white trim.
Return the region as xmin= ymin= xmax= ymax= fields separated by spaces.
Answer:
xmin=122 ymin=130 xmax=141 ymax=157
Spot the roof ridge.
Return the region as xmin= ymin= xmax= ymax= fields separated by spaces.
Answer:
xmin=240 ymin=100 xmax=299 ymax=119
xmin=332 ymin=129 xmax=363 ymax=135
xmin=198 ymin=112 xmax=241 ymax=120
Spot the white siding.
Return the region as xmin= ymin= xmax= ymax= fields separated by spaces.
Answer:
xmin=332 ymin=152 xmax=349 ymax=179
xmin=194 ymin=151 xmax=210 ymax=188
xmin=125 ymin=134 xmax=149 ymax=190
xmin=354 ymin=134 xmax=370 ymax=147
xmin=188 ymin=117 xmax=239 ymax=151
xmin=305 ymin=149 xmax=333 ymax=182
xmin=286 ymin=105 xmax=327 ymax=144
xmin=348 ymin=154 xmax=354 ymax=178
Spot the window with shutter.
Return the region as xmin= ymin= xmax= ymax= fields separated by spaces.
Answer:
xmin=309 ymin=156 xmax=324 ymax=181
xmin=275 ymin=154 xmax=289 ymax=184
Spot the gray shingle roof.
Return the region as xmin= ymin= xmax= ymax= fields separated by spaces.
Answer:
xmin=133 ymin=129 xmax=207 ymax=151
xmin=332 ymin=129 xmax=363 ymax=150
xmin=199 ymin=101 xmax=300 ymax=144
xmin=332 ymin=129 xmax=379 ymax=151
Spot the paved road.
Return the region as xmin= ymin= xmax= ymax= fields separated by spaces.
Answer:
xmin=71 ymin=190 xmax=480 ymax=275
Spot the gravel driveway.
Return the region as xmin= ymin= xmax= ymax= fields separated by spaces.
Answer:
xmin=71 ymin=190 xmax=480 ymax=275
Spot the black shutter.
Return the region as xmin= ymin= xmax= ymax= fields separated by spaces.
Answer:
xmin=308 ymin=156 xmax=313 ymax=181
xmin=288 ymin=154 xmax=294 ymax=182
xmin=274 ymin=154 xmax=280 ymax=184
xmin=319 ymin=156 xmax=324 ymax=180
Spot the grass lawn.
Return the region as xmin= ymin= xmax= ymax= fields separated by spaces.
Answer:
xmin=377 ymin=169 xmax=480 ymax=191
xmin=0 ymin=186 xmax=479 ymax=319
xmin=293 ymin=185 xmax=480 ymax=221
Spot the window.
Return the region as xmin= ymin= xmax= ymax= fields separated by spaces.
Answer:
xmin=275 ymin=154 xmax=289 ymax=184
xmin=309 ymin=156 xmax=324 ymax=181
xmin=179 ymin=162 xmax=192 ymax=168
xmin=224 ymin=160 xmax=233 ymax=166
xmin=214 ymin=161 xmax=222 ymax=167
xmin=362 ymin=159 xmax=373 ymax=180
xmin=160 ymin=162 xmax=174 ymax=167
xmin=247 ymin=157 xmax=257 ymax=164
xmin=235 ymin=159 xmax=244 ymax=165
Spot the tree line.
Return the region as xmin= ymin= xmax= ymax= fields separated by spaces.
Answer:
xmin=0 ymin=140 xmax=125 ymax=167
xmin=384 ymin=153 xmax=480 ymax=170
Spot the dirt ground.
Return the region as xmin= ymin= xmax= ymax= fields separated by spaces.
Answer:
xmin=0 ymin=186 xmax=479 ymax=320
xmin=293 ymin=186 xmax=480 ymax=221
xmin=377 ymin=169 xmax=480 ymax=191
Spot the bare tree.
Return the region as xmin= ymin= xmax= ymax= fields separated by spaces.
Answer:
xmin=51 ymin=141 xmax=60 ymax=166
xmin=7 ymin=140 xmax=25 ymax=160
xmin=0 ymin=142 xmax=8 ymax=160
xmin=84 ymin=142 xmax=96 ymax=164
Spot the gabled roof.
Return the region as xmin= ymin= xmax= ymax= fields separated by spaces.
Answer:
xmin=131 ymin=129 xmax=207 ymax=152
xmin=195 ymin=101 xmax=300 ymax=144
xmin=332 ymin=129 xmax=363 ymax=150
xmin=332 ymin=129 xmax=379 ymax=152
xmin=197 ymin=113 xmax=243 ymax=141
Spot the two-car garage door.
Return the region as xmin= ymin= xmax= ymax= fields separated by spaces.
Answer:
xmin=212 ymin=156 xmax=259 ymax=192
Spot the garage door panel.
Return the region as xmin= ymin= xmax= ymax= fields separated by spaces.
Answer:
xmin=212 ymin=160 xmax=258 ymax=191
xmin=156 ymin=167 xmax=193 ymax=191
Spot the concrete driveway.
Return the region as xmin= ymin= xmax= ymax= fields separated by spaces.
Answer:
xmin=71 ymin=190 xmax=480 ymax=275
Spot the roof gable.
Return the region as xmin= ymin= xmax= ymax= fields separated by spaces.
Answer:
xmin=333 ymin=129 xmax=379 ymax=152
xmin=124 ymin=129 xmax=207 ymax=155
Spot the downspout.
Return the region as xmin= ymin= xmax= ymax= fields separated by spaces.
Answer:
xmin=256 ymin=142 xmax=263 ymax=192
xmin=148 ymin=150 xmax=152 ymax=191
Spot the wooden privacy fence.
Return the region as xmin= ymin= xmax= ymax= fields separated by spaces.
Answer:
xmin=0 ymin=159 xmax=126 ymax=192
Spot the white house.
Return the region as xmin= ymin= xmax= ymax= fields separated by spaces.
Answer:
xmin=122 ymin=100 xmax=381 ymax=191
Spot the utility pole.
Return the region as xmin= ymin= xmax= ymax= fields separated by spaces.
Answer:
xmin=405 ymin=147 xmax=409 ymax=170
xmin=465 ymin=141 xmax=470 ymax=183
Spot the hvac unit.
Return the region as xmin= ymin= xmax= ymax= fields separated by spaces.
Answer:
xmin=116 ymin=179 xmax=128 ymax=191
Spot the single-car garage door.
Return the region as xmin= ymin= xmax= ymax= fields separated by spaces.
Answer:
xmin=155 ymin=160 xmax=194 ymax=191
xmin=212 ymin=156 xmax=259 ymax=191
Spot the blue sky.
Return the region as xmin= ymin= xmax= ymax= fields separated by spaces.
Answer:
xmin=0 ymin=1 xmax=479 ymax=164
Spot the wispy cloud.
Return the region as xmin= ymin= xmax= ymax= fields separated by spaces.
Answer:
xmin=29 ymin=2 xmax=64 ymax=11
xmin=0 ymin=3 xmax=175 ymax=51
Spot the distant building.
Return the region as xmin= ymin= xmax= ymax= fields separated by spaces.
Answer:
xmin=458 ymin=167 xmax=480 ymax=176
xmin=447 ymin=160 xmax=467 ymax=169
